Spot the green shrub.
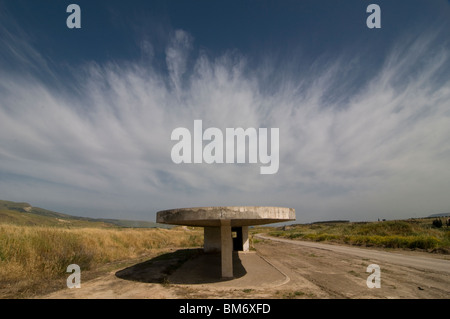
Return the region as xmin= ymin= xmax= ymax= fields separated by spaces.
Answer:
xmin=432 ymin=219 xmax=443 ymax=228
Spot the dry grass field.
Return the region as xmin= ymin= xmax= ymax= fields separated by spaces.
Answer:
xmin=0 ymin=224 xmax=203 ymax=298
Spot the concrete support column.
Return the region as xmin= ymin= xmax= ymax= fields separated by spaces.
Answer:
xmin=242 ymin=226 xmax=249 ymax=252
xmin=220 ymin=220 xmax=233 ymax=278
xmin=204 ymin=227 xmax=221 ymax=253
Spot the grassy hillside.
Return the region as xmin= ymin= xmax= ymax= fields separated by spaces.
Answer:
xmin=0 ymin=200 xmax=111 ymax=228
xmin=0 ymin=200 xmax=168 ymax=228
xmin=0 ymin=199 xmax=194 ymax=298
xmin=266 ymin=218 xmax=450 ymax=253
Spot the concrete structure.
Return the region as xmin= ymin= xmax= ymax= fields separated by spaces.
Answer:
xmin=156 ymin=206 xmax=295 ymax=278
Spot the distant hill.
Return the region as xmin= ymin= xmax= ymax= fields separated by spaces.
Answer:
xmin=428 ymin=212 xmax=450 ymax=218
xmin=0 ymin=199 xmax=170 ymax=228
xmin=310 ymin=220 xmax=350 ymax=224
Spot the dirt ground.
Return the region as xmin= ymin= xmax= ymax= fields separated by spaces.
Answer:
xmin=39 ymin=236 xmax=450 ymax=299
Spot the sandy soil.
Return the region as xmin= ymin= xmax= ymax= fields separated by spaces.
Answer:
xmin=39 ymin=236 xmax=450 ymax=299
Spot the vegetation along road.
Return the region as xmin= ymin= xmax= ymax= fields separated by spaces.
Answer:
xmin=256 ymin=234 xmax=450 ymax=274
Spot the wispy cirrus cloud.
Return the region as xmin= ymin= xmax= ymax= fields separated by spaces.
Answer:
xmin=0 ymin=17 xmax=449 ymax=222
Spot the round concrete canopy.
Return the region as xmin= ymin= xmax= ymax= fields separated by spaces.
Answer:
xmin=156 ymin=206 xmax=295 ymax=227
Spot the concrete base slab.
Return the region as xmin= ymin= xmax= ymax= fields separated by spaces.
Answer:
xmin=168 ymin=251 xmax=289 ymax=289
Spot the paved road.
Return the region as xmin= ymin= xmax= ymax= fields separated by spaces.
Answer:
xmin=256 ymin=234 xmax=450 ymax=274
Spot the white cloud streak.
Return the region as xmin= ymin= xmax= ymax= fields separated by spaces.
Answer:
xmin=0 ymin=26 xmax=449 ymax=222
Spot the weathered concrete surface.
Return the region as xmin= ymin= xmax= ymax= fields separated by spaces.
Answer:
xmin=242 ymin=226 xmax=249 ymax=251
xmin=220 ymin=220 xmax=233 ymax=278
xmin=156 ymin=206 xmax=295 ymax=227
xmin=168 ymin=251 xmax=289 ymax=288
xmin=204 ymin=227 xmax=221 ymax=253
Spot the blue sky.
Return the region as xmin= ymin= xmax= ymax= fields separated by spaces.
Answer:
xmin=1 ymin=1 xmax=450 ymax=223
